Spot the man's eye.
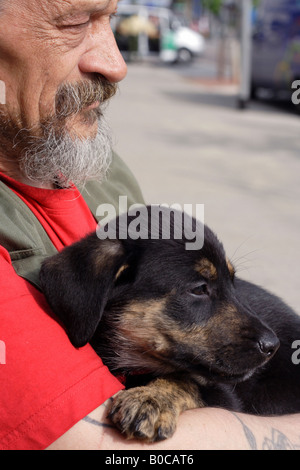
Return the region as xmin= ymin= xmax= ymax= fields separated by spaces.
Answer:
xmin=62 ymin=20 xmax=90 ymax=30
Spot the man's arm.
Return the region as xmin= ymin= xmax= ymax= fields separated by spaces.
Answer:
xmin=46 ymin=400 xmax=300 ymax=450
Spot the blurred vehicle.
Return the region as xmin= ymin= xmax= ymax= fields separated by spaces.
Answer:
xmin=251 ymin=0 xmax=300 ymax=100
xmin=112 ymin=4 xmax=205 ymax=64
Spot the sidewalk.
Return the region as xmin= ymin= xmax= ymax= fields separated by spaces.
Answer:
xmin=108 ymin=61 xmax=300 ymax=312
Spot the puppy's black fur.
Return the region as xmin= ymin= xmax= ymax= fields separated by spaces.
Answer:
xmin=40 ymin=208 xmax=300 ymax=442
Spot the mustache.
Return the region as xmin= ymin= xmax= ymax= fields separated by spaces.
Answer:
xmin=55 ymin=76 xmax=118 ymax=119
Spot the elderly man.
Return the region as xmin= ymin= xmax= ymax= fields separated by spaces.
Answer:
xmin=0 ymin=0 xmax=300 ymax=451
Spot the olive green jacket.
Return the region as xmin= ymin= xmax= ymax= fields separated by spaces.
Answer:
xmin=0 ymin=153 xmax=144 ymax=290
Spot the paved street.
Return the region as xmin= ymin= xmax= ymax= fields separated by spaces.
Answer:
xmin=108 ymin=59 xmax=300 ymax=312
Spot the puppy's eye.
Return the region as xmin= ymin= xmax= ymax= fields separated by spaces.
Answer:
xmin=189 ymin=284 xmax=209 ymax=296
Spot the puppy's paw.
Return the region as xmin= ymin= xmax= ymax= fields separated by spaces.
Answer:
xmin=108 ymin=387 xmax=178 ymax=442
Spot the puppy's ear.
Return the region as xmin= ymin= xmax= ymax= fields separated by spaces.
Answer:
xmin=40 ymin=233 xmax=127 ymax=348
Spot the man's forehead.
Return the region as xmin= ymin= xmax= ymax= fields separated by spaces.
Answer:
xmin=50 ymin=0 xmax=113 ymax=16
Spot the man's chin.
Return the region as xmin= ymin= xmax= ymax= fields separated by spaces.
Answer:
xmin=66 ymin=112 xmax=100 ymax=140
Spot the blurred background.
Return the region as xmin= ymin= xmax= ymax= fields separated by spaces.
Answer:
xmin=108 ymin=0 xmax=300 ymax=311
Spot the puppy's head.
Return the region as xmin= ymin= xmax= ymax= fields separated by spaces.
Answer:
xmin=40 ymin=207 xmax=279 ymax=384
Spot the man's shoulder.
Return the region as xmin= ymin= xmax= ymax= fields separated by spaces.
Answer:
xmin=0 ymin=179 xmax=57 ymax=287
xmin=81 ymin=152 xmax=145 ymax=218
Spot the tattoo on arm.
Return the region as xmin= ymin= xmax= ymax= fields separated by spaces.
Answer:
xmin=232 ymin=412 xmax=257 ymax=450
xmin=261 ymin=428 xmax=299 ymax=451
xmin=82 ymin=415 xmax=115 ymax=429
xmin=82 ymin=398 xmax=115 ymax=430
xmin=232 ymin=412 xmax=300 ymax=450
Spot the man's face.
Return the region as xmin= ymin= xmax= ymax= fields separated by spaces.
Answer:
xmin=0 ymin=0 xmax=127 ymax=187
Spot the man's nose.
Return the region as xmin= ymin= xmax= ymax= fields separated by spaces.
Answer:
xmin=78 ymin=23 xmax=127 ymax=83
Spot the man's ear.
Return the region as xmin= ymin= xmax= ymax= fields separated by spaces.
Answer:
xmin=39 ymin=233 xmax=128 ymax=348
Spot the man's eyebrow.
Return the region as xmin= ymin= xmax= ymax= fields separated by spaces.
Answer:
xmin=54 ymin=0 xmax=112 ymax=20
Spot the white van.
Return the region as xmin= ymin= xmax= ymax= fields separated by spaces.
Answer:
xmin=112 ymin=4 xmax=205 ymax=64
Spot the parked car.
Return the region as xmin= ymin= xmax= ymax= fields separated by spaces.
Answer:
xmin=251 ymin=0 xmax=300 ymax=100
xmin=111 ymin=4 xmax=205 ymax=64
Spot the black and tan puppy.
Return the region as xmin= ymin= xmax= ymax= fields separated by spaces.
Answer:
xmin=40 ymin=207 xmax=300 ymax=442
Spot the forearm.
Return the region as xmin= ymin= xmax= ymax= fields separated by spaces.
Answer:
xmin=46 ymin=400 xmax=300 ymax=450
xmin=151 ymin=408 xmax=300 ymax=450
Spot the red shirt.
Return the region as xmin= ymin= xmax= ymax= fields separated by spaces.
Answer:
xmin=0 ymin=174 xmax=124 ymax=450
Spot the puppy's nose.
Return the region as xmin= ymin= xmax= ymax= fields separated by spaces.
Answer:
xmin=258 ymin=331 xmax=280 ymax=358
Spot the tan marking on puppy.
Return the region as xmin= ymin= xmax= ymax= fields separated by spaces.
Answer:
xmin=195 ymin=258 xmax=218 ymax=280
xmin=121 ymin=299 xmax=243 ymax=351
xmin=226 ymin=258 xmax=236 ymax=280
xmin=111 ymin=298 xmax=248 ymax=381
xmin=114 ymin=264 xmax=129 ymax=281
xmin=118 ymin=299 xmax=171 ymax=354
xmin=103 ymin=298 xmax=180 ymax=375
xmin=117 ymin=298 xmax=221 ymax=357
xmin=112 ymin=297 xmax=211 ymax=375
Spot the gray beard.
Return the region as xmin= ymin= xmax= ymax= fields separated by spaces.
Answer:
xmin=0 ymin=76 xmax=117 ymax=188
xmin=18 ymin=117 xmax=113 ymax=189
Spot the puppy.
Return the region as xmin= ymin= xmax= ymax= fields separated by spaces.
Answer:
xmin=40 ymin=207 xmax=300 ymax=442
